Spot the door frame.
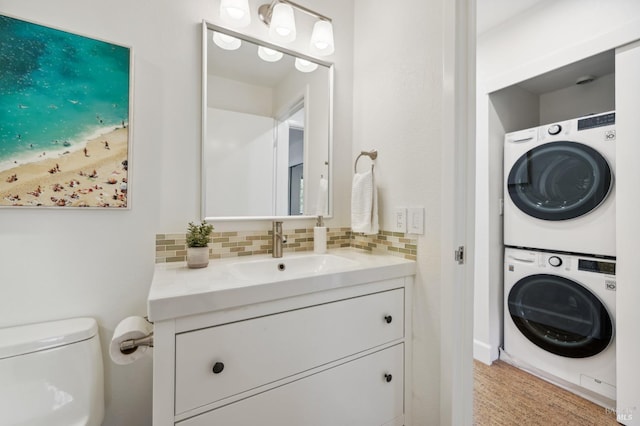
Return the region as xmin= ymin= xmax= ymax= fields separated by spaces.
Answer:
xmin=442 ymin=0 xmax=476 ymax=423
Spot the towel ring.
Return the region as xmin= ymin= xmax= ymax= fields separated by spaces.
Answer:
xmin=354 ymin=150 xmax=378 ymax=173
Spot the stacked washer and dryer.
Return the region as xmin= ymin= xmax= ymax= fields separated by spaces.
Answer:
xmin=502 ymin=111 xmax=617 ymax=407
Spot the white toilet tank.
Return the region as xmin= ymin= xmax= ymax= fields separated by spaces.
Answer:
xmin=0 ymin=317 xmax=105 ymax=426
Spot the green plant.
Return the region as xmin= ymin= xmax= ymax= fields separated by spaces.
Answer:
xmin=186 ymin=221 xmax=214 ymax=248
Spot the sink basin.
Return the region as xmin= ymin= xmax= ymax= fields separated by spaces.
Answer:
xmin=228 ymin=254 xmax=358 ymax=281
xmin=149 ymin=248 xmax=417 ymax=321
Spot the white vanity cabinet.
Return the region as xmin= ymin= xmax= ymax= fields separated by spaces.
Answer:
xmin=180 ymin=344 xmax=405 ymax=426
xmin=148 ymin=250 xmax=415 ymax=426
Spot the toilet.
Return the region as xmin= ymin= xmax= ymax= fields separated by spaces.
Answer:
xmin=0 ymin=317 xmax=105 ymax=426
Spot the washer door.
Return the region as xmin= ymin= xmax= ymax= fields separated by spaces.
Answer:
xmin=508 ymin=274 xmax=613 ymax=358
xmin=507 ymin=141 xmax=612 ymax=220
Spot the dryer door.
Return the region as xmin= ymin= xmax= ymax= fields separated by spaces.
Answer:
xmin=507 ymin=141 xmax=612 ymax=220
xmin=507 ymin=273 xmax=613 ymax=358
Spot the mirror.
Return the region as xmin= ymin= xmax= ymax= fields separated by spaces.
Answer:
xmin=202 ymin=22 xmax=333 ymax=220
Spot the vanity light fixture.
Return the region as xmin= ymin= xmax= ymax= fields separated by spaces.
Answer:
xmin=220 ymin=0 xmax=251 ymax=28
xmin=257 ymin=46 xmax=284 ymax=62
xmin=294 ymin=58 xmax=318 ymax=73
xmin=310 ymin=20 xmax=334 ymax=56
xmin=212 ymin=31 xmax=242 ymax=50
xmin=267 ymin=3 xmax=296 ymax=43
xmin=258 ymin=0 xmax=334 ymax=56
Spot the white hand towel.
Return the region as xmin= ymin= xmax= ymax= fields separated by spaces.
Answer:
xmin=316 ymin=177 xmax=328 ymax=216
xmin=351 ymin=169 xmax=379 ymax=235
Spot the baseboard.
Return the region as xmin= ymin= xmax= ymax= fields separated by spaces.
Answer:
xmin=473 ymin=339 xmax=499 ymax=364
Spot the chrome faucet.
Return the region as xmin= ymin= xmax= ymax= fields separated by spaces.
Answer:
xmin=272 ymin=221 xmax=287 ymax=258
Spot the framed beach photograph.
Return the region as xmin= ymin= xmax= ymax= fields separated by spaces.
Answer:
xmin=0 ymin=14 xmax=132 ymax=208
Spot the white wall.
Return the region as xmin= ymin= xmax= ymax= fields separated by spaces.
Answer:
xmin=0 ymin=0 xmax=354 ymax=424
xmin=353 ymin=0 xmax=469 ymax=422
xmin=475 ymin=0 xmax=640 ymax=366
xmin=208 ymin=74 xmax=274 ymax=116
xmin=206 ymin=108 xmax=274 ymax=216
xmin=473 ymin=85 xmax=539 ymax=362
xmin=274 ymin=119 xmax=290 ymax=215
xmin=539 ymin=73 xmax=615 ymax=124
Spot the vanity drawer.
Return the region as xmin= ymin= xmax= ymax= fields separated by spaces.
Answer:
xmin=174 ymin=288 xmax=404 ymax=414
xmin=178 ymin=344 xmax=405 ymax=426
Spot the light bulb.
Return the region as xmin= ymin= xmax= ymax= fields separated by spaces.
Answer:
xmin=310 ymin=20 xmax=335 ymax=56
xmin=258 ymin=46 xmax=284 ymax=62
xmin=220 ymin=0 xmax=251 ymax=28
xmin=276 ymin=27 xmax=291 ymax=37
xmin=226 ymin=7 xmax=245 ymax=20
xmin=295 ymin=58 xmax=318 ymax=73
xmin=213 ymin=32 xmax=241 ymax=51
xmin=268 ymin=3 xmax=296 ymax=43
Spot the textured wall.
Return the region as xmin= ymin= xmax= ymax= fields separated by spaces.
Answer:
xmin=353 ymin=0 xmax=448 ymax=423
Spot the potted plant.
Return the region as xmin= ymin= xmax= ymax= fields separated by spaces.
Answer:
xmin=186 ymin=221 xmax=214 ymax=269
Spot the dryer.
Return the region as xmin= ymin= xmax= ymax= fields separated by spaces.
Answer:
xmin=502 ymin=247 xmax=616 ymax=407
xmin=504 ymin=111 xmax=616 ymax=257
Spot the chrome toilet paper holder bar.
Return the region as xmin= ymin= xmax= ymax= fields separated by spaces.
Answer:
xmin=119 ymin=331 xmax=154 ymax=354
xmin=119 ymin=316 xmax=154 ymax=354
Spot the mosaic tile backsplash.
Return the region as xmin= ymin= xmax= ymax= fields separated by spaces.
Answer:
xmin=156 ymin=228 xmax=417 ymax=263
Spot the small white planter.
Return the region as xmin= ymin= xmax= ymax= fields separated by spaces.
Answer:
xmin=187 ymin=246 xmax=210 ymax=269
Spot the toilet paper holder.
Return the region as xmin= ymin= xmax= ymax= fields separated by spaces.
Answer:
xmin=119 ymin=317 xmax=154 ymax=355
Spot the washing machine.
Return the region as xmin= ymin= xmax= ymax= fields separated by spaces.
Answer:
xmin=504 ymin=111 xmax=616 ymax=257
xmin=502 ymin=247 xmax=616 ymax=407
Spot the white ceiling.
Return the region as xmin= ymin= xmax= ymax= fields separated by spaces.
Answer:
xmin=477 ymin=0 xmax=546 ymax=35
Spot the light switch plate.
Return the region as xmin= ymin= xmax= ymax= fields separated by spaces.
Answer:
xmin=407 ymin=207 xmax=424 ymax=234
xmin=393 ymin=207 xmax=407 ymax=233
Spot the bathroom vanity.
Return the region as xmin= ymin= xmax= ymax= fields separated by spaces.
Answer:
xmin=148 ymin=249 xmax=415 ymax=426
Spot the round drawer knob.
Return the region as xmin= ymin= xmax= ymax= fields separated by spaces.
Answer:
xmin=384 ymin=373 xmax=393 ymax=383
xmin=384 ymin=315 xmax=393 ymax=324
xmin=212 ymin=362 xmax=225 ymax=374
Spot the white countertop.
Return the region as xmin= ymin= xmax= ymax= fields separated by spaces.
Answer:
xmin=147 ymin=248 xmax=415 ymax=322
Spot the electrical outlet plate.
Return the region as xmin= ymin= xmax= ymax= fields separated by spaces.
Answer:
xmin=393 ymin=207 xmax=407 ymax=233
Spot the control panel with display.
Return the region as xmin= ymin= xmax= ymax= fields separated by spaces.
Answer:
xmin=578 ymin=259 xmax=616 ymax=275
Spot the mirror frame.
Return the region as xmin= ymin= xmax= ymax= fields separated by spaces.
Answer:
xmin=201 ymin=20 xmax=334 ymax=222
